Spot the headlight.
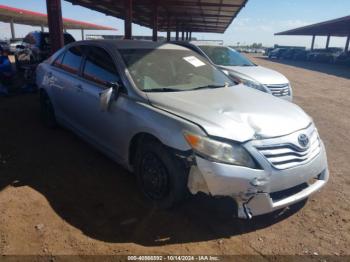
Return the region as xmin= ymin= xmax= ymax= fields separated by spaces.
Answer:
xmin=230 ymin=75 xmax=270 ymax=93
xmin=240 ymin=78 xmax=269 ymax=93
xmin=184 ymin=131 xmax=257 ymax=168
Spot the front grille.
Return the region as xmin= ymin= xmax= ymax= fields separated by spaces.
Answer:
xmin=266 ymin=84 xmax=290 ymax=97
xmin=256 ymin=129 xmax=321 ymax=170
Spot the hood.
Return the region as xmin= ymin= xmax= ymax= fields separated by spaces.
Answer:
xmin=220 ymin=65 xmax=289 ymax=85
xmin=146 ymin=85 xmax=310 ymax=142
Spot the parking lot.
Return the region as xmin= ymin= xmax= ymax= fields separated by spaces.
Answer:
xmin=0 ymin=55 xmax=349 ymax=256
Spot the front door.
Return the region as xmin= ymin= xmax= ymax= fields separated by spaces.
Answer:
xmin=75 ymin=45 xmax=128 ymax=160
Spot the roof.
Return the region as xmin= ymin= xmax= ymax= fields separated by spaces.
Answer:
xmin=0 ymin=4 xmax=116 ymax=30
xmin=275 ymin=16 xmax=350 ymax=37
xmin=65 ymin=0 xmax=248 ymax=33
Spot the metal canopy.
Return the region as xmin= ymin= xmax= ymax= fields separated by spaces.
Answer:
xmin=0 ymin=4 xmax=116 ymax=30
xmin=275 ymin=16 xmax=350 ymax=37
xmin=65 ymin=0 xmax=248 ymax=33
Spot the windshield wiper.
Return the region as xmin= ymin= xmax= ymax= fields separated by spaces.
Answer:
xmin=143 ymin=88 xmax=182 ymax=92
xmin=191 ymin=83 xmax=229 ymax=91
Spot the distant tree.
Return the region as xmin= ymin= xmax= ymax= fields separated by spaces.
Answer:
xmin=251 ymin=43 xmax=262 ymax=48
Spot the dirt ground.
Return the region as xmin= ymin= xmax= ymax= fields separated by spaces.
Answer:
xmin=0 ymin=55 xmax=349 ymax=258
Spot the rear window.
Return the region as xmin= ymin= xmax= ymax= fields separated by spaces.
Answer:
xmin=83 ymin=46 xmax=120 ymax=88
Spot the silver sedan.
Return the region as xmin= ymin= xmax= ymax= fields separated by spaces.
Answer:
xmin=36 ymin=40 xmax=328 ymax=218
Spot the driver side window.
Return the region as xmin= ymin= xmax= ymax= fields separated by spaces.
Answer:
xmin=83 ymin=46 xmax=120 ymax=89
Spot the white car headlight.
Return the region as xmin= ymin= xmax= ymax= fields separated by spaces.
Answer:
xmin=240 ymin=78 xmax=270 ymax=93
xmin=229 ymin=74 xmax=270 ymax=94
xmin=184 ymin=131 xmax=257 ymax=168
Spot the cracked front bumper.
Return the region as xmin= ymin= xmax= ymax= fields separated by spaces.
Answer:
xmin=187 ymin=140 xmax=329 ymax=219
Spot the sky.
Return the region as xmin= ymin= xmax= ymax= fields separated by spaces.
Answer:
xmin=0 ymin=0 xmax=349 ymax=48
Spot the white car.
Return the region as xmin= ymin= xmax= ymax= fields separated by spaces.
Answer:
xmin=9 ymin=41 xmax=26 ymax=54
xmin=176 ymin=42 xmax=293 ymax=101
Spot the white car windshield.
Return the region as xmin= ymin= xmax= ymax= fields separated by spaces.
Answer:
xmin=119 ymin=48 xmax=234 ymax=92
xmin=199 ymin=45 xmax=256 ymax=67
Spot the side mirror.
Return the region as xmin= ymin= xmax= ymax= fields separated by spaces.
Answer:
xmin=99 ymin=82 xmax=121 ymax=112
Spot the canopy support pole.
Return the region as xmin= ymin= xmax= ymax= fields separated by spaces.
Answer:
xmin=10 ymin=19 xmax=15 ymax=40
xmin=311 ymin=35 xmax=315 ymax=50
xmin=345 ymin=35 xmax=349 ymax=53
xmin=326 ymin=34 xmax=330 ymax=48
xmin=189 ymin=32 xmax=192 ymax=40
xmin=124 ymin=0 xmax=132 ymax=39
xmin=181 ymin=30 xmax=184 ymax=41
xmin=175 ymin=22 xmax=179 ymax=40
xmin=46 ymin=0 xmax=64 ymax=54
xmin=81 ymin=29 xmax=84 ymax=40
xmin=152 ymin=1 xmax=158 ymax=42
xmin=166 ymin=17 xmax=171 ymax=41
xmin=167 ymin=30 xmax=171 ymax=42
xmin=41 ymin=25 xmax=44 ymax=32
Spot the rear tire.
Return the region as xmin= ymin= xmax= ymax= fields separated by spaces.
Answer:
xmin=40 ymin=91 xmax=57 ymax=128
xmin=134 ymin=139 xmax=189 ymax=209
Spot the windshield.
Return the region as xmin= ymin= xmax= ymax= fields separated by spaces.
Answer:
xmin=119 ymin=48 xmax=234 ymax=92
xmin=198 ymin=45 xmax=255 ymax=67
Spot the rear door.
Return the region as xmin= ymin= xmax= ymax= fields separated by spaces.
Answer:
xmin=49 ymin=45 xmax=85 ymax=130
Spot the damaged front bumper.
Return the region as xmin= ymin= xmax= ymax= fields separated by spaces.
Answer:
xmin=187 ymin=139 xmax=329 ymax=219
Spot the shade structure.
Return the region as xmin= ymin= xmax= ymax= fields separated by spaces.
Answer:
xmin=0 ymin=4 xmax=116 ymax=30
xmin=65 ymin=0 xmax=248 ymax=33
xmin=275 ymin=16 xmax=350 ymax=37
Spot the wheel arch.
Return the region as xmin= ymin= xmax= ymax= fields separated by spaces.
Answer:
xmin=128 ymin=132 xmax=162 ymax=168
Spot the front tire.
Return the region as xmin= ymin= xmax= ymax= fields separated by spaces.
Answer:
xmin=134 ymin=139 xmax=189 ymax=208
xmin=40 ymin=91 xmax=57 ymax=128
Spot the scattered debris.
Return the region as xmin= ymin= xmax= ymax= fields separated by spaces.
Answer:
xmin=35 ymin=224 xmax=44 ymax=231
xmin=155 ymin=237 xmax=171 ymax=242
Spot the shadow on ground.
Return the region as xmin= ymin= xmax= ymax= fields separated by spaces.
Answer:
xmin=0 ymin=94 xmax=305 ymax=246
xmin=255 ymin=56 xmax=350 ymax=80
